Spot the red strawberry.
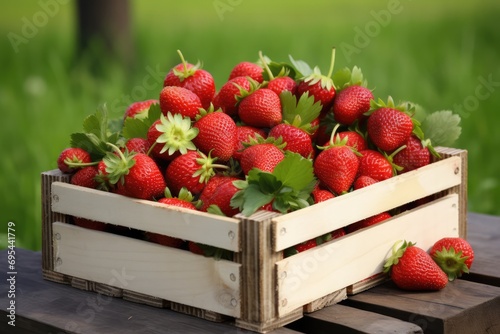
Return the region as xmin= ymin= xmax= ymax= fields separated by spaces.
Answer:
xmin=188 ymin=241 xmax=206 ymax=255
xmin=367 ymin=98 xmax=414 ymax=152
xmin=57 ymin=147 xmax=92 ymax=174
xmin=333 ymin=85 xmax=374 ymax=125
xmin=357 ymin=149 xmax=395 ymax=181
xmin=346 ymin=212 xmax=391 ymax=233
xmin=311 ymin=188 xmax=335 ymax=203
xmin=125 ymin=137 xmax=151 ymax=155
xmin=200 ymin=178 xmax=241 ymax=217
xmin=147 ymin=112 xmax=198 ymax=161
xmin=330 ymin=131 xmax=368 ymax=152
xmin=233 ymin=125 xmax=267 ymax=161
xmin=159 ymin=86 xmax=203 ymax=120
xmin=213 ymin=76 xmax=253 ymax=116
xmin=71 ymin=166 xmax=99 ymax=189
xmin=384 ymin=240 xmax=448 ymax=291
xmin=393 ymin=136 xmax=431 ymax=173
xmin=238 ymin=88 xmax=282 ymax=128
xmin=73 ymin=217 xmax=107 ymax=231
xmin=228 ymin=61 xmax=264 ymax=83
xmin=146 ymin=187 xmax=197 ymax=248
xmin=430 ymin=237 xmax=474 ymax=281
xmin=104 ymin=145 xmax=166 ymax=200
xmin=330 ymin=228 xmax=346 ymax=239
xmin=353 ymin=175 xmax=378 ymax=190
xmin=163 ymin=50 xmax=216 ymax=110
xmin=269 ymin=123 xmax=315 ymax=158
xmin=285 ymin=238 xmax=318 ymax=257
xmin=123 ymin=99 xmax=158 ymax=120
xmin=192 ymin=107 xmax=237 ymax=162
xmin=165 ymin=150 xmax=225 ymax=196
xmin=268 ymin=76 xmax=297 ymax=96
xmin=199 ymin=175 xmax=239 ymax=204
xmin=314 ymin=128 xmax=360 ymax=195
xmin=296 ymin=48 xmax=337 ymax=113
xmin=240 ymin=141 xmax=285 ymax=175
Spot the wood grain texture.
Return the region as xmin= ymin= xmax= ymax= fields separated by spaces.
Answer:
xmin=294 ymin=304 xmax=423 ymax=333
xmin=276 ymin=195 xmax=459 ymax=316
xmin=1 ymin=249 xmax=303 ymax=334
xmin=234 ymin=211 xmax=303 ymax=333
xmin=272 ymin=155 xmax=462 ymax=251
xmin=41 ymin=170 xmax=71 ymax=271
xmin=433 ymin=147 xmax=468 ymax=238
xmin=343 ymin=279 xmax=500 ymax=334
xmin=303 ymin=288 xmax=347 ymax=313
xmin=51 ymin=181 xmax=241 ymax=251
xmin=52 ymin=222 xmax=241 ymax=318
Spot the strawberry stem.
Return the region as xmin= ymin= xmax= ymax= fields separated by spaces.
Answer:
xmin=258 ymin=50 xmax=275 ymax=81
xmin=177 ymin=49 xmax=189 ymax=73
xmin=326 ymin=47 xmax=336 ymax=78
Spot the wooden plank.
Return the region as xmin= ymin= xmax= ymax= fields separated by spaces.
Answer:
xmin=41 ymin=170 xmax=71 ymax=271
xmin=434 ymin=147 xmax=468 ymax=238
xmin=52 ymin=222 xmax=241 ymax=318
xmin=276 ymin=194 xmax=459 ymax=316
xmin=464 ymin=212 xmax=500 ymax=286
xmin=234 ymin=211 xmax=303 ymax=333
xmin=343 ymin=279 xmax=500 ymax=334
xmin=294 ymin=304 xmax=424 ymax=333
xmin=272 ymin=155 xmax=462 ymax=251
xmin=303 ymin=288 xmax=346 ymax=313
xmin=2 ymin=249 xmax=304 ymax=334
xmin=51 ymin=182 xmax=241 ymax=252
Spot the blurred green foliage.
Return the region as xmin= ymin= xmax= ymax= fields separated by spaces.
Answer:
xmin=1 ymin=0 xmax=499 ymax=250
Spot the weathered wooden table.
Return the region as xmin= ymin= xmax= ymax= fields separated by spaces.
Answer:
xmin=1 ymin=212 xmax=499 ymax=333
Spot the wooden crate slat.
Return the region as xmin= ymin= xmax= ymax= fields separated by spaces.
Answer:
xmin=52 ymin=222 xmax=241 ymax=318
xmin=272 ymin=155 xmax=462 ymax=252
xmin=50 ymin=182 xmax=240 ymax=252
xmin=276 ymin=194 xmax=459 ymax=316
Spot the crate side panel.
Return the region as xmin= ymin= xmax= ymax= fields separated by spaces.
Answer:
xmin=52 ymin=222 xmax=241 ymax=318
xmin=272 ymin=156 xmax=462 ymax=251
xmin=276 ymin=194 xmax=459 ymax=316
xmin=41 ymin=170 xmax=71 ymax=271
xmin=51 ymin=182 xmax=240 ymax=251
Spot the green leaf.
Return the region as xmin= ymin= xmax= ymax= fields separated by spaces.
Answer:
xmin=122 ymin=103 xmax=162 ymax=139
xmin=280 ymin=91 xmax=322 ymax=129
xmin=332 ymin=67 xmax=352 ymax=89
xmin=288 ymin=55 xmax=313 ymax=78
xmin=422 ymin=110 xmax=462 ymax=147
xmin=263 ymin=61 xmax=297 ymax=81
xmin=241 ymin=184 xmax=274 ymax=216
xmin=257 ymin=172 xmax=281 ymax=194
xmin=273 ymin=152 xmax=315 ymax=191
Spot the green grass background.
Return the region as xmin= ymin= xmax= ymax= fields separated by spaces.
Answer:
xmin=1 ymin=0 xmax=499 ymax=250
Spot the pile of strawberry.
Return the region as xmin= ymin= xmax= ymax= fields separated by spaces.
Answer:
xmin=56 ymin=49 xmax=461 ymax=260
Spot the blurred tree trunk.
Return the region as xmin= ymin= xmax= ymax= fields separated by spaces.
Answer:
xmin=76 ymin=0 xmax=134 ymax=67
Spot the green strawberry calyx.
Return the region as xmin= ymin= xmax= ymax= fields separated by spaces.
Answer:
xmin=103 ymin=143 xmax=136 ymax=186
xmin=258 ymin=51 xmax=292 ymax=82
xmin=383 ymin=240 xmax=415 ymax=274
xmin=172 ymin=49 xmax=202 ymax=81
xmin=241 ymin=133 xmax=286 ymax=151
xmin=317 ymin=123 xmax=362 ymax=157
xmin=234 ymin=77 xmax=261 ymax=102
xmin=164 ymin=186 xmax=202 ymax=209
xmin=193 ymin=150 xmax=229 ymax=184
xmin=302 ymin=47 xmax=336 ymax=91
xmin=194 ymin=103 xmax=221 ymax=121
xmin=280 ymin=91 xmax=322 ymax=134
xmin=333 ymin=65 xmax=369 ymax=90
xmin=154 ymin=112 xmax=199 ymax=156
xmin=431 ymin=246 xmax=470 ymax=281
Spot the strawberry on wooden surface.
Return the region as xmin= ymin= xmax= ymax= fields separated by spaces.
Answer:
xmin=384 ymin=240 xmax=448 ymax=291
xmin=430 ymin=237 xmax=474 ymax=281
xmin=163 ymin=50 xmax=216 ymax=110
xmin=393 ymin=135 xmax=431 ymax=173
xmin=356 ymin=149 xmax=398 ymax=182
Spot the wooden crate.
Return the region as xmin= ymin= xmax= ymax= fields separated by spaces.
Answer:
xmin=41 ymin=147 xmax=467 ymax=333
